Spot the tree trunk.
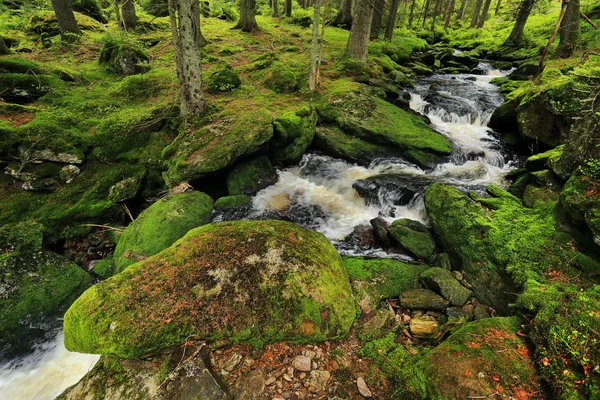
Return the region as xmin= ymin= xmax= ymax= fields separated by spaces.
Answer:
xmin=0 ymin=35 xmax=9 ymax=54
xmin=233 ymin=0 xmax=258 ymax=31
xmin=333 ymin=0 xmax=353 ymax=28
xmin=444 ymin=0 xmax=455 ymax=28
xmin=310 ymin=0 xmax=321 ymax=90
xmin=422 ymin=0 xmax=431 ymax=27
xmin=457 ymin=0 xmax=468 ymax=20
xmin=114 ymin=0 xmax=122 ymax=28
xmin=50 ymin=0 xmax=82 ymax=42
xmin=121 ymin=0 xmax=137 ymax=31
xmin=386 ymin=0 xmax=402 ymax=37
xmin=408 ymin=0 xmax=416 ymax=27
xmin=168 ymin=0 xmax=205 ymax=119
xmin=494 ymin=0 xmax=501 ymax=15
xmin=284 ymin=0 xmax=292 ymax=16
xmin=431 ymin=0 xmax=442 ymax=30
xmin=370 ymin=0 xmax=384 ymax=38
xmin=469 ymin=0 xmax=483 ymax=28
xmin=272 ymin=0 xmax=279 ymax=16
xmin=539 ymin=1 xmax=568 ymax=73
xmin=476 ymin=0 xmax=492 ymax=27
xmin=556 ymin=0 xmax=580 ymax=57
xmin=502 ymin=0 xmax=534 ymax=46
xmin=344 ymin=0 xmax=374 ymax=63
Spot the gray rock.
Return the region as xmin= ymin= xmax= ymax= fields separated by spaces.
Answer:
xmin=388 ymin=218 xmax=436 ymax=259
xmin=292 ymin=355 xmax=312 ymax=372
xmin=420 ymin=267 xmax=472 ymax=306
xmin=400 ymin=289 xmax=449 ymax=311
xmin=445 ymin=307 xmax=473 ymax=321
xmin=357 ymin=377 xmax=372 ymax=398
xmin=473 ymin=303 xmax=491 ymax=320
xmin=310 ymin=370 xmax=331 ymax=391
xmin=235 ymin=369 xmax=265 ymax=400
xmin=410 ymin=317 xmax=439 ymax=338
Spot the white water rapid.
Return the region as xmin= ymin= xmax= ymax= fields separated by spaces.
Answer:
xmin=0 ymin=329 xmax=99 ymax=399
xmin=250 ymin=62 xmax=516 ymax=253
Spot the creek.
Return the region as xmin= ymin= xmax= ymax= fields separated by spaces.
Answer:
xmin=0 ymin=61 xmax=515 ymax=399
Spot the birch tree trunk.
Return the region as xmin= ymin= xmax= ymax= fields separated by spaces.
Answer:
xmin=233 ymin=0 xmax=258 ymax=31
xmin=50 ymin=0 xmax=82 ymax=42
xmin=309 ymin=0 xmax=322 ymax=90
xmin=344 ymin=0 xmax=374 ymax=63
xmin=168 ymin=0 xmax=205 ymax=119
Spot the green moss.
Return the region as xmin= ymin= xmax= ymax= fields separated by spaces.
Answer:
xmin=214 ymin=195 xmax=251 ymax=209
xmin=64 ymin=220 xmax=356 ymax=358
xmin=206 ymin=64 xmax=241 ymax=93
xmin=99 ymin=38 xmax=150 ymax=76
xmin=93 ymin=256 xmax=115 ymax=280
xmin=358 ymin=333 xmax=412 ymax=384
xmin=0 ymin=221 xmax=45 ymax=253
xmin=269 ymin=105 xmax=317 ymax=165
xmin=0 ymin=57 xmax=43 ymax=74
xmin=27 ymin=10 xmax=103 ymax=35
xmin=113 ymin=191 xmax=214 ymax=273
xmin=71 ymin=0 xmax=106 ymax=23
xmin=388 ymin=218 xmax=436 ymax=260
xmin=226 ymin=156 xmax=277 ymax=196
xmin=264 ymin=61 xmax=298 ymax=93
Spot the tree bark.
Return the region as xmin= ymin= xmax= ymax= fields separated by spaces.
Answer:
xmin=408 ymin=0 xmax=416 ymax=27
xmin=476 ymin=0 xmax=492 ymax=27
xmin=387 ymin=0 xmax=402 ymax=37
xmin=168 ymin=0 xmax=205 ymax=119
xmin=272 ymin=0 xmax=279 ymax=16
xmin=494 ymin=0 xmax=501 ymax=15
xmin=539 ymin=1 xmax=568 ymax=72
xmin=50 ymin=0 xmax=82 ymax=42
xmin=121 ymin=0 xmax=137 ymax=31
xmin=370 ymin=0 xmax=384 ymax=38
xmin=333 ymin=0 xmax=353 ymax=28
xmin=457 ymin=0 xmax=468 ymax=20
xmin=469 ymin=0 xmax=483 ymax=28
xmin=422 ymin=0 xmax=431 ymax=27
xmin=502 ymin=0 xmax=534 ymax=46
xmin=309 ymin=0 xmax=321 ymax=90
xmin=556 ymin=0 xmax=580 ymax=57
xmin=344 ymin=0 xmax=374 ymax=63
xmin=444 ymin=0 xmax=455 ymax=28
xmin=114 ymin=0 xmax=122 ymax=28
xmin=233 ymin=0 xmax=258 ymax=31
xmin=431 ymin=0 xmax=442 ymax=30
xmin=284 ymin=0 xmax=292 ymax=16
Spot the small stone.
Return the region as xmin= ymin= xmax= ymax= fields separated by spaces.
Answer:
xmin=452 ymin=270 xmax=463 ymax=281
xmin=299 ymin=372 xmax=306 ymax=379
xmin=420 ymin=267 xmax=472 ymax=306
xmin=473 ymin=303 xmax=491 ymax=320
xmin=222 ymin=352 xmax=243 ymax=372
xmin=283 ymin=374 xmax=293 ymax=382
xmin=309 ymin=370 xmax=331 ymax=391
xmin=311 ymin=361 xmax=318 ymax=370
xmin=266 ymin=377 xmax=277 ymax=386
xmin=293 ymin=355 xmax=312 ymax=372
xmin=302 ymin=350 xmax=317 ymax=359
xmin=401 ymin=289 xmax=449 ymax=311
xmin=410 ymin=317 xmax=439 ymax=338
xmin=357 ymin=377 xmax=372 ymax=398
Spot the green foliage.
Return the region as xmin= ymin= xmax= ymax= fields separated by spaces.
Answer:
xmin=71 ymin=0 xmax=106 ymax=23
xmin=264 ymin=61 xmax=299 ymax=93
xmin=581 ymin=158 xmax=600 ymax=180
xmin=206 ymin=64 xmax=241 ymax=93
xmin=209 ymin=0 xmax=239 ymax=21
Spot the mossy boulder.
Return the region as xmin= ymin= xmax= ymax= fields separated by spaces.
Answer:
xmin=343 ymin=257 xmax=428 ymax=314
xmin=99 ymin=40 xmax=150 ymax=76
xmin=0 ymin=57 xmax=52 ymax=104
xmin=226 ymin=156 xmax=277 ymax=196
xmin=420 ymin=267 xmax=472 ymax=306
xmin=400 ymin=289 xmax=449 ymax=311
xmin=64 ymin=220 xmax=356 ymax=358
xmin=113 ymin=191 xmax=214 ymax=273
xmin=269 ymin=105 xmax=318 ymax=165
xmin=162 ymin=109 xmax=274 ymax=186
xmin=264 ymin=62 xmax=298 ymax=93
xmin=27 ymin=10 xmax=103 ymax=36
xmin=560 ymin=174 xmax=600 ymax=246
xmin=215 ymin=195 xmax=251 ymax=210
xmin=71 ymin=0 xmax=107 ymax=23
xmin=316 ymin=88 xmax=452 ymax=168
xmin=404 ymin=317 xmax=542 ymax=399
xmin=0 ymin=221 xmax=45 ymax=253
xmin=1 ymin=249 xmax=91 ymax=358
xmin=388 ymin=218 xmax=436 ymax=259
xmin=206 ymin=64 xmax=241 ymax=94
xmin=525 ymin=145 xmax=564 ymax=172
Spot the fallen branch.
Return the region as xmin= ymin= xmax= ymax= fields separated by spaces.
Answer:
xmin=157 ymin=343 xmax=206 ymax=392
xmin=80 ymin=223 xmax=124 ymax=232
xmin=580 ymin=11 xmax=598 ymax=29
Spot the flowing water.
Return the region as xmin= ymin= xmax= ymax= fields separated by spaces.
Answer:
xmin=0 ymin=62 xmax=515 ymax=399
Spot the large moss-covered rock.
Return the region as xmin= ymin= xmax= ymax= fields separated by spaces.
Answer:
xmin=560 ymin=174 xmax=600 ymax=247
xmin=316 ymin=89 xmax=452 ymax=168
xmin=264 ymin=62 xmax=298 ymax=93
xmin=99 ymin=40 xmax=150 ymax=76
xmin=1 ymin=248 xmax=91 ymax=358
xmin=388 ymin=218 xmax=436 ymax=260
xmin=226 ymin=156 xmax=277 ymax=196
xmin=405 ymin=317 xmax=542 ymax=399
xmin=269 ymin=105 xmax=318 ymax=165
xmin=27 ymin=10 xmax=103 ymax=36
xmin=425 ymin=183 xmax=599 ymax=315
xmin=162 ymin=109 xmax=274 ymax=186
xmin=420 ymin=267 xmax=472 ymax=307
xmin=206 ymin=64 xmax=241 ymax=93
xmin=343 ymin=257 xmax=427 ymax=314
xmin=113 ymin=191 xmax=214 ymax=273
xmin=64 ymin=220 xmax=356 ymax=358
xmin=0 ymin=57 xmax=52 ymax=104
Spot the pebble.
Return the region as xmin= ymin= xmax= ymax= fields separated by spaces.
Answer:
xmin=357 ymin=377 xmax=372 ymax=398
xmin=299 ymin=372 xmax=306 ymax=379
xmin=311 ymin=360 xmax=318 ymax=370
xmin=266 ymin=377 xmax=276 ymax=386
xmin=309 ymin=370 xmax=331 ymax=391
xmin=302 ymin=350 xmax=317 ymax=359
xmin=452 ymin=270 xmax=463 ymax=281
xmin=293 ymin=355 xmax=312 ymax=372
xmin=283 ymin=374 xmax=293 ymax=382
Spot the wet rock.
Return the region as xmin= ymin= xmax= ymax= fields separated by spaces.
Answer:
xmin=341 ymin=224 xmax=377 ymax=251
xmin=293 ymin=355 xmax=312 ymax=372
xmin=489 ymin=96 xmax=520 ymax=133
xmin=214 ymin=195 xmax=251 ymax=210
xmin=65 ymin=221 xmax=356 ymax=358
xmin=410 ymin=317 xmax=439 ymax=338
xmin=112 ymin=191 xmax=214 ymax=274
xmin=509 ymin=62 xmax=541 ymax=80
xmin=369 ymin=217 xmax=393 ymax=248
xmin=269 ymin=105 xmax=318 ymax=165
xmin=525 ymin=145 xmax=564 ymax=172
xmin=353 ymin=173 xmax=433 ymax=207
xmin=59 ymin=165 xmax=81 ymax=184
xmin=420 ymin=267 xmax=472 ymax=306
xmin=388 ymin=218 xmax=436 ymax=259
xmin=440 ymin=53 xmax=479 ymax=70
xmin=445 ymin=307 xmax=472 ymax=321
xmin=357 ymin=377 xmax=372 ymax=398
xmin=400 ymin=289 xmax=449 ymax=311
xmin=227 ymin=156 xmax=278 ymax=196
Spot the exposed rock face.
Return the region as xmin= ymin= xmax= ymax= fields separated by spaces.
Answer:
xmin=315 ymin=87 xmax=452 ymax=168
xmin=405 ymin=317 xmax=543 ymax=399
xmin=269 ymin=105 xmax=318 ymax=165
xmin=112 ymin=191 xmax=214 ymax=274
xmin=420 ymin=267 xmax=472 ymax=306
xmin=99 ymin=41 xmax=150 ymax=76
xmin=226 ymin=156 xmax=278 ymax=196
xmin=64 ymin=220 xmax=356 ymax=358
xmin=400 ymin=289 xmax=449 ymax=311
